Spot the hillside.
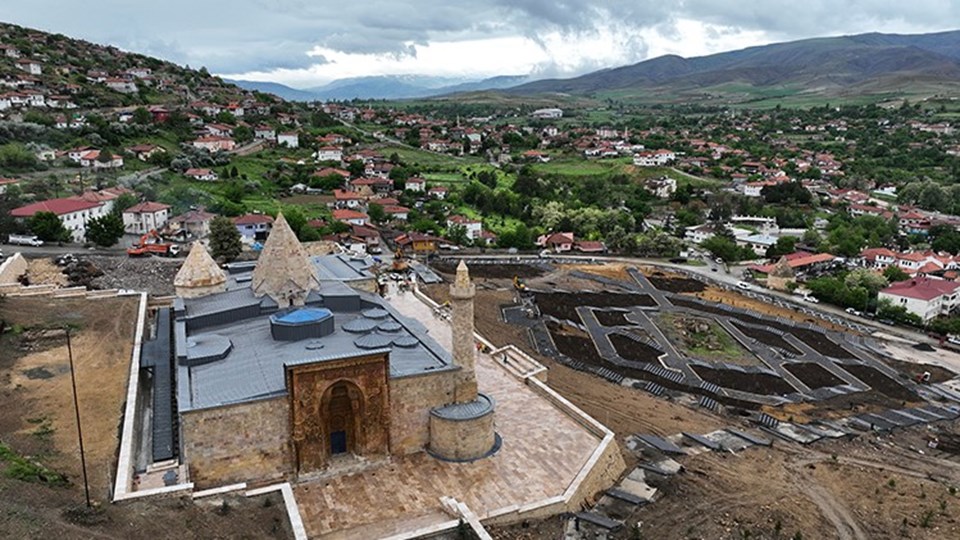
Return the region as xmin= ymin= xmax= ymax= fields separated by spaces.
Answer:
xmin=507 ymin=31 xmax=960 ymax=102
xmin=0 ymin=22 xmax=277 ymax=109
xmin=232 ymin=74 xmax=529 ymax=101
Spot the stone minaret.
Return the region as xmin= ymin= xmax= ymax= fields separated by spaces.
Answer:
xmin=449 ymin=260 xmax=478 ymax=403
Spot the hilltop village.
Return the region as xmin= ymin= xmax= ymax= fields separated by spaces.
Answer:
xmin=5 ymin=20 xmax=960 ymax=540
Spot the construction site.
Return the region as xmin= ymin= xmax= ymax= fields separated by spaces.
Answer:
xmin=4 ymin=248 xmax=960 ymax=539
xmin=422 ymin=259 xmax=960 ymax=540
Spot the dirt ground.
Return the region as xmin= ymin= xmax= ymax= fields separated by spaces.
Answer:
xmin=427 ymin=261 xmax=960 ymax=540
xmin=0 ymin=296 xmax=292 ymax=539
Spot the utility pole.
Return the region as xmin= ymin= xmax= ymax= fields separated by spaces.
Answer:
xmin=66 ymin=327 xmax=91 ymax=507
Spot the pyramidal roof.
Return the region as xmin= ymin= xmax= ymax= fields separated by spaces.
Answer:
xmin=174 ymin=241 xmax=226 ymax=289
xmin=251 ymin=212 xmax=320 ymax=304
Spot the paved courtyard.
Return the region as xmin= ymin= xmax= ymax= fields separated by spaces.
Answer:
xmin=293 ymin=289 xmax=603 ymax=539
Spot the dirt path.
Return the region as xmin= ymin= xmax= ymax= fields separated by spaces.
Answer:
xmin=794 ymin=478 xmax=867 ymax=540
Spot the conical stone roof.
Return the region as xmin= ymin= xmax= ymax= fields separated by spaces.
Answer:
xmin=251 ymin=212 xmax=320 ymax=307
xmin=174 ymin=241 xmax=226 ymax=293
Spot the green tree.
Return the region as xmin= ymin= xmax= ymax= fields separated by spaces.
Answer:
xmin=765 ymin=236 xmax=797 ymax=259
xmin=111 ymin=193 xmax=139 ymax=217
xmin=446 ymin=224 xmax=469 ymax=246
xmin=132 ymin=107 xmax=152 ymax=124
xmin=28 ymin=211 xmax=70 ymax=242
xmin=882 ymin=265 xmax=909 ymax=283
xmin=85 ymin=213 xmax=125 ymax=247
xmin=702 ymin=236 xmax=750 ymax=263
xmin=208 ymin=216 xmax=242 ymax=262
xmin=282 ymin=208 xmax=308 ymax=240
xmin=367 ymin=203 xmax=386 ymax=224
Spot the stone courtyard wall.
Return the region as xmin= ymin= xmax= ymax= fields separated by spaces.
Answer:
xmin=389 ymin=370 xmax=459 ymax=454
xmin=180 ymin=396 xmax=293 ymax=488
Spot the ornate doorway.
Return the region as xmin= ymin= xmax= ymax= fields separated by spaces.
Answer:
xmin=324 ymin=382 xmax=360 ymax=455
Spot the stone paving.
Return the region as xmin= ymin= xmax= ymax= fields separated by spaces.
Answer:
xmin=292 ymin=289 xmax=603 ymax=539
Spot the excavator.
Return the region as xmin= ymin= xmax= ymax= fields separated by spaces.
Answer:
xmin=513 ymin=275 xmax=528 ymax=292
xmin=127 ymin=230 xmax=182 ymax=257
xmin=391 ymin=248 xmax=409 ymax=272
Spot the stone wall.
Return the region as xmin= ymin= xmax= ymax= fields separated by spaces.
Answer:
xmin=389 ymin=370 xmax=458 ymax=454
xmin=180 ymin=396 xmax=293 ymax=488
xmin=429 ymin=411 xmax=495 ymax=461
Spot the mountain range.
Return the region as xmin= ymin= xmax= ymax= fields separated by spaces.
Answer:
xmin=235 ymin=30 xmax=960 ymax=104
xmin=229 ymin=74 xmax=528 ymax=101
xmin=505 ymin=30 xmax=960 ymax=99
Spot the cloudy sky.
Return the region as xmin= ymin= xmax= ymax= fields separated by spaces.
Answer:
xmin=4 ymin=1 xmax=960 ymax=88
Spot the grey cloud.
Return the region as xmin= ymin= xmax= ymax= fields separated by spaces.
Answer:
xmin=2 ymin=0 xmax=958 ymax=77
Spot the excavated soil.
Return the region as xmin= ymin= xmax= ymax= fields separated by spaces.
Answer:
xmin=784 ymin=363 xmax=846 ymax=389
xmin=608 ymin=333 xmax=663 ymax=363
xmin=647 ymin=272 xmax=706 ymax=293
xmin=534 ymin=292 xmax=656 ymax=323
xmin=692 ymin=365 xmax=797 ymax=396
xmin=593 ymin=309 xmax=634 ymax=327
xmin=732 ymin=321 xmax=802 ymax=355
xmin=840 ymin=364 xmax=919 ymax=402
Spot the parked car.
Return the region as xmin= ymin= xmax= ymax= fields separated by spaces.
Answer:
xmin=803 ymin=295 xmax=820 ymax=303
xmin=736 ymin=281 xmax=751 ymax=290
xmin=844 ymin=307 xmax=863 ymax=317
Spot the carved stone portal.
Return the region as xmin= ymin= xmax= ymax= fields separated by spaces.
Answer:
xmin=285 ymin=352 xmax=390 ymax=474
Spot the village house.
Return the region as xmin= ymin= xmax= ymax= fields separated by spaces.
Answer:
xmin=185 ymin=168 xmax=219 ymax=181
xmin=644 ymin=176 xmax=677 ymax=199
xmin=879 ymin=277 xmax=960 ymax=322
xmin=16 ymin=59 xmax=41 ymax=75
xmin=332 ymin=209 xmax=370 ymax=227
xmin=405 ymin=177 xmax=426 ymax=192
xmin=446 ymin=215 xmax=483 ymax=241
xmin=79 ymin=149 xmax=124 ymax=169
xmin=394 ymin=232 xmax=441 ymax=254
xmin=123 ymin=201 xmax=171 ymax=235
xmin=315 ymin=146 xmax=343 ymax=162
xmin=126 ymin=143 xmax=165 ymax=161
xmin=428 ymin=186 xmax=448 ymax=200
xmin=166 ymin=209 xmax=216 ymax=239
xmin=254 ymin=125 xmax=276 ymax=140
xmin=0 ymin=44 xmax=21 ymax=58
xmin=0 ymin=177 xmax=20 ymax=194
xmin=382 ymin=205 xmax=410 ymax=221
xmin=531 ymin=107 xmax=563 ymax=119
xmin=192 ymin=136 xmax=237 ymax=153
xmin=233 ymin=213 xmax=274 ymax=241
xmin=11 ymin=197 xmax=107 ymax=242
xmin=104 ymin=78 xmax=138 ymax=94
xmin=278 ymin=132 xmax=300 ymax=148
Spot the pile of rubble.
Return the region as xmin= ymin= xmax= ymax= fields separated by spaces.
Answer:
xmin=83 ymin=255 xmax=182 ymax=296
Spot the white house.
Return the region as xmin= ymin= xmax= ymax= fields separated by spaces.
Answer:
xmin=332 ymin=209 xmax=370 ymax=227
xmin=278 ymin=132 xmax=299 ymax=148
xmin=878 ymin=277 xmax=960 ymax=322
xmin=185 ymin=168 xmax=219 ymax=181
xmin=315 ymin=146 xmax=343 ymax=162
xmin=405 ymin=177 xmax=426 ymax=192
xmin=16 ymin=59 xmax=41 ymax=75
xmin=644 ymin=176 xmax=677 ymax=199
xmin=255 ymin=125 xmax=276 ymax=140
xmin=122 ymin=201 xmax=170 ymax=235
xmin=10 ymin=197 xmax=106 ymax=243
xmin=79 ymin=150 xmax=124 ymax=169
xmin=633 ymin=149 xmax=676 ymax=167
xmin=104 ymin=78 xmax=138 ymax=94
xmin=233 ymin=213 xmax=274 ymax=241
xmin=428 ymin=186 xmax=448 ymax=200
xmin=737 ymin=233 xmax=779 ymax=256
xmin=447 ymin=215 xmax=483 ymax=240
xmin=192 ymin=136 xmax=237 ymax=153
xmin=0 ymin=177 xmax=20 ymax=194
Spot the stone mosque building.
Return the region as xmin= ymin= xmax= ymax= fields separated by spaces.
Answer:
xmin=158 ymin=214 xmax=497 ymax=487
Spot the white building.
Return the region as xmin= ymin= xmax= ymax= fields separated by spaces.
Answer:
xmin=278 ymin=132 xmax=299 ymax=148
xmin=122 ymin=201 xmax=171 ymax=235
xmin=315 ymin=146 xmax=343 ymax=162
xmin=405 ymin=177 xmax=426 ymax=192
xmin=878 ymin=277 xmax=960 ymax=323
xmin=531 ymin=108 xmax=563 ymax=119
xmin=104 ymin=78 xmax=138 ymax=94
xmin=10 ymin=197 xmax=107 ymax=243
xmin=446 ymin=215 xmax=483 ymax=240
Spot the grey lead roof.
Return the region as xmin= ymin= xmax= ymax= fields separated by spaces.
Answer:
xmin=174 ymin=260 xmax=453 ymax=412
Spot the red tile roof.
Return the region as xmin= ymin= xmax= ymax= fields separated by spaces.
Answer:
xmin=881 ymin=277 xmax=960 ymax=301
xmin=125 ymin=201 xmax=170 ymax=213
xmin=233 ymin=214 xmax=274 ymax=225
xmin=11 ymin=197 xmax=101 ymax=217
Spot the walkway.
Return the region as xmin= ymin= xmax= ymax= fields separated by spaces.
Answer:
xmin=293 ymin=289 xmax=604 ymax=539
